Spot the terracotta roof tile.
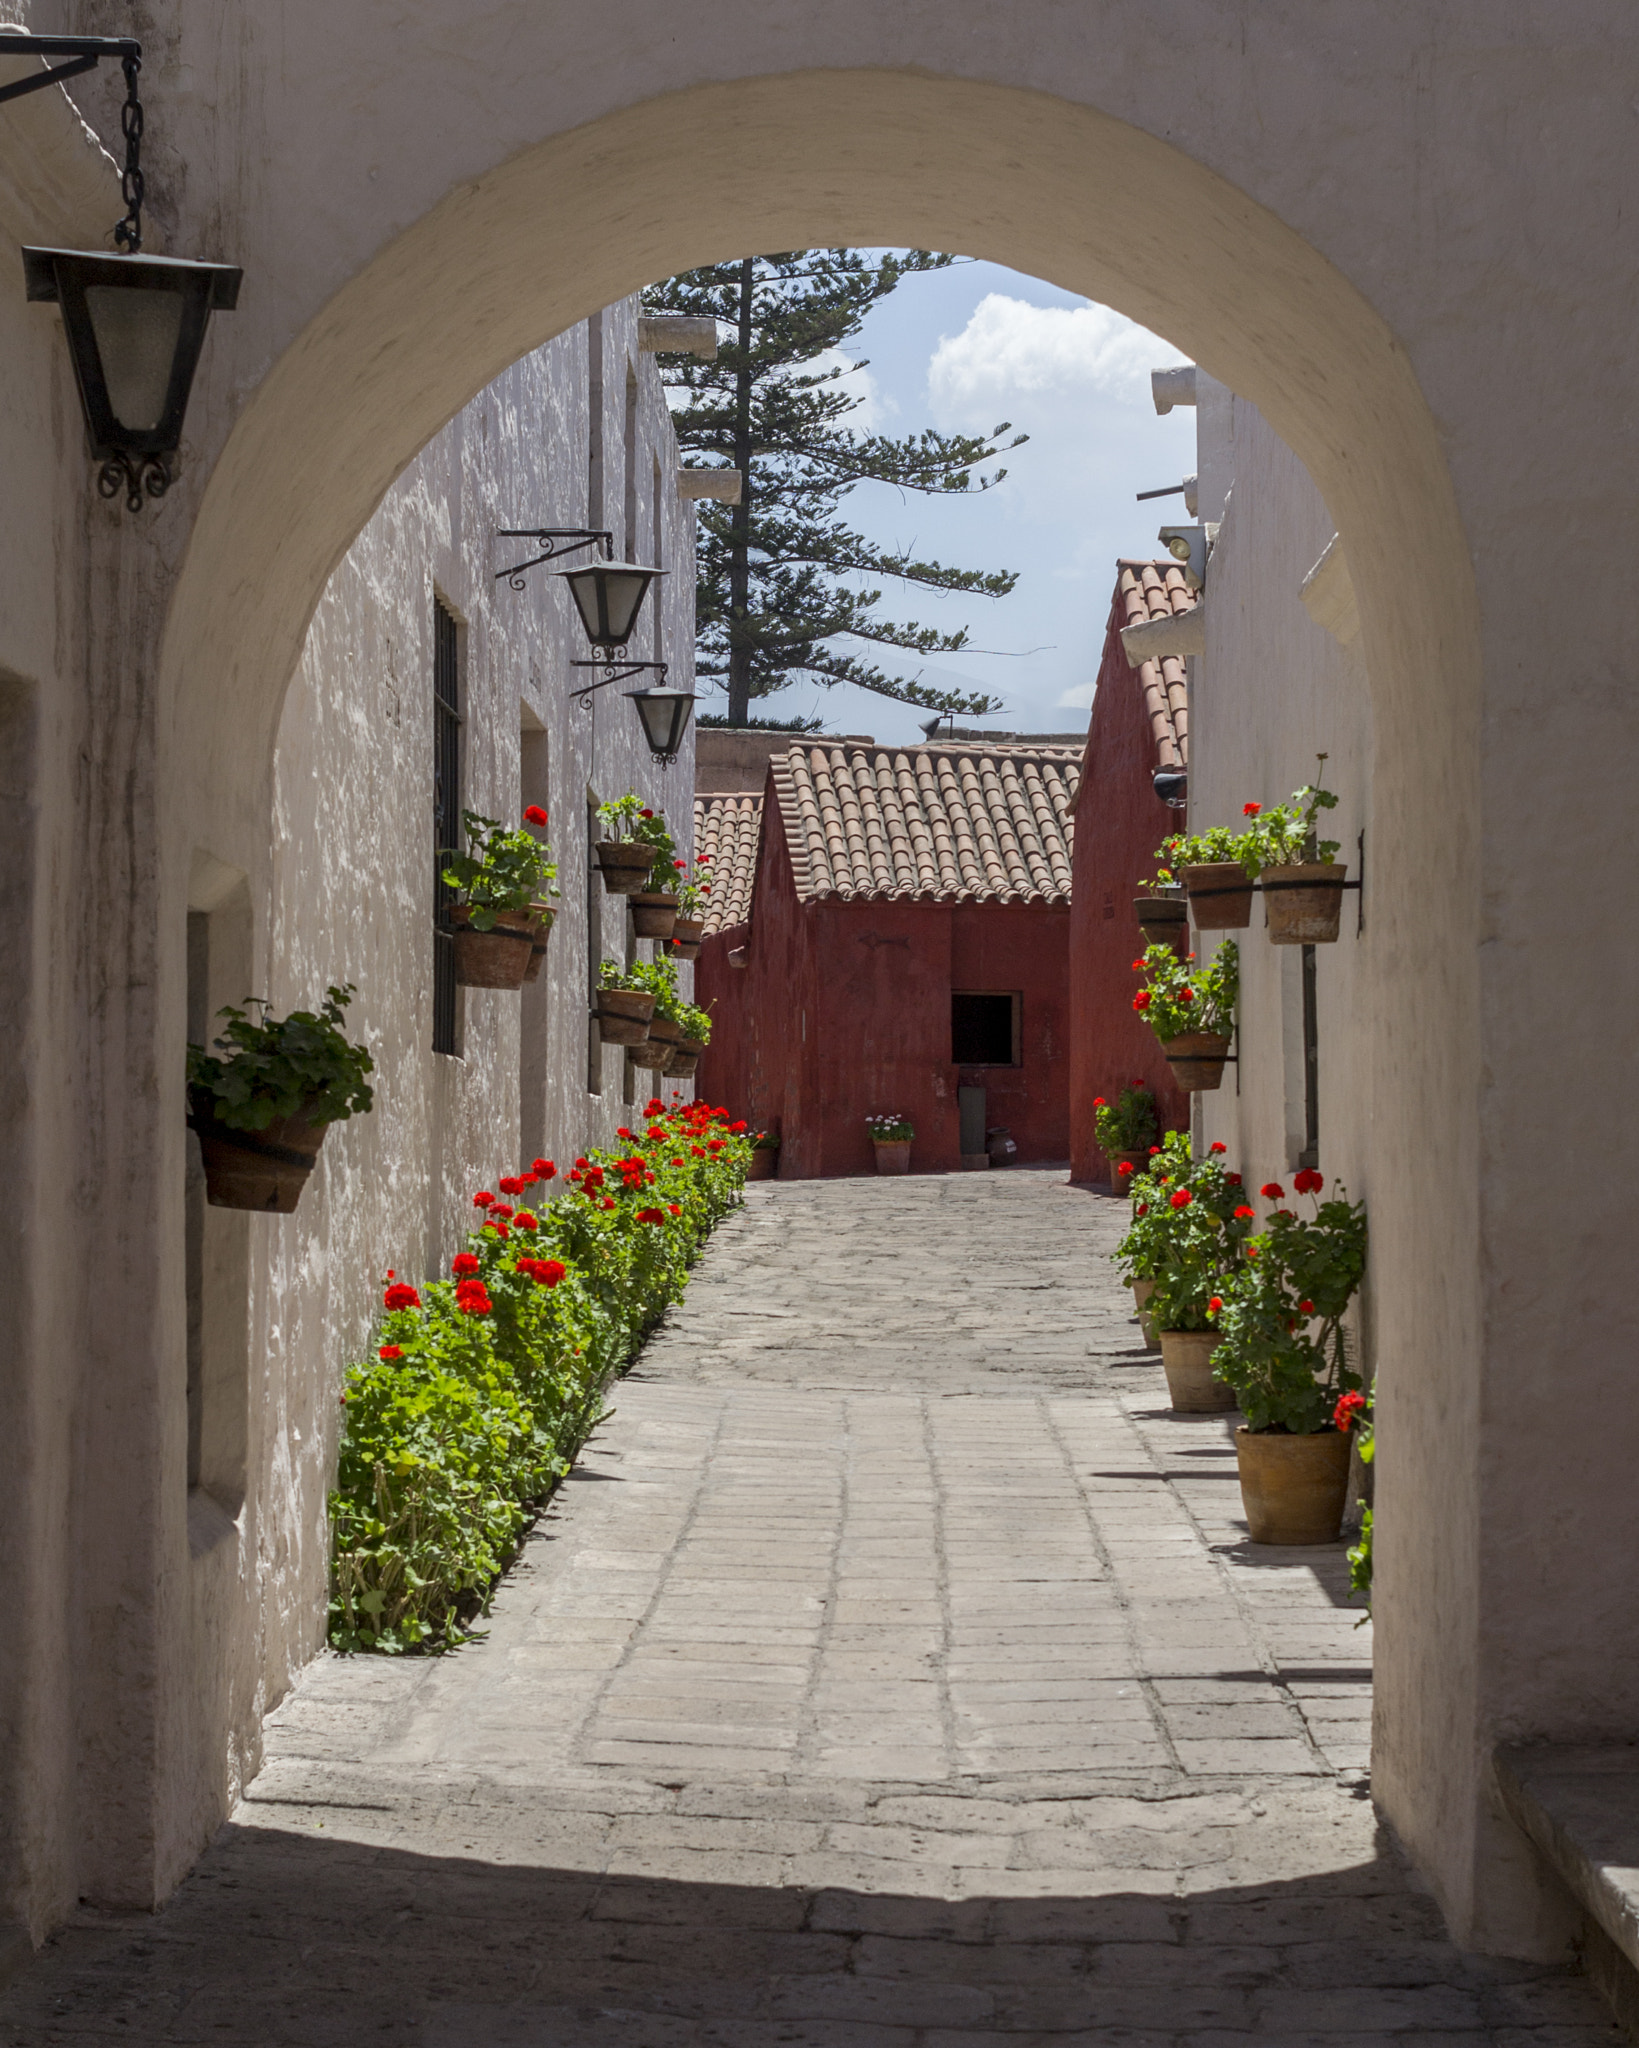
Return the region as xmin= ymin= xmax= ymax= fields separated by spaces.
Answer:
xmin=773 ymin=740 xmax=1079 ymax=907
xmin=692 ymin=793 xmax=762 ymax=933
xmin=1115 ymin=558 xmax=1196 ymax=770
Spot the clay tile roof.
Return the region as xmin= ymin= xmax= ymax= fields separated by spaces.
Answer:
xmin=771 ymin=740 xmax=1080 ymax=907
xmin=692 ymin=793 xmax=762 ymax=933
xmin=1115 ymin=557 xmax=1197 ymax=771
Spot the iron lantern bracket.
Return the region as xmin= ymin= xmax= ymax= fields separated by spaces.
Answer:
xmin=0 ymin=34 xmax=141 ymax=106
xmin=570 ymin=657 xmax=668 ymax=707
xmin=495 ymin=528 xmax=612 ymax=589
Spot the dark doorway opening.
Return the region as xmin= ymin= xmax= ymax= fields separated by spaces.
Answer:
xmin=952 ymin=991 xmax=1021 ymax=1067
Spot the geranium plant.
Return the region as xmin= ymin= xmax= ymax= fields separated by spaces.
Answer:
xmin=674 ymin=854 xmax=713 ymax=918
xmin=866 ymin=1114 xmax=913 ymax=1143
xmin=1092 ymin=1080 xmax=1157 ymax=1157
xmin=1116 ymin=1131 xmax=1254 ymax=1329
xmin=187 ymin=983 xmax=374 ymax=1131
xmin=1145 ymin=821 xmax=1261 ymax=892
xmin=1243 ymin=757 xmax=1341 ymax=867
xmin=440 ymin=808 xmax=559 ymax=927
xmin=678 ymin=1001 xmax=713 ymax=1047
xmin=1132 ymin=940 xmax=1238 ymax=1041
xmin=1207 ymin=1170 xmax=1368 ymax=1432
xmin=597 ymin=793 xmax=677 ymax=887
xmin=624 ymin=954 xmax=683 ymax=1025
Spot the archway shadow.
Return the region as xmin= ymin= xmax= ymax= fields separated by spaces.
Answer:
xmin=2 ymin=1791 xmax=1605 ymax=2044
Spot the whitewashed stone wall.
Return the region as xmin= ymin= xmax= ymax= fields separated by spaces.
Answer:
xmin=189 ymin=297 xmax=698 ymax=1790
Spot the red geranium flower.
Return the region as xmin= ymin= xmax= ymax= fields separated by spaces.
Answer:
xmin=639 ymin=808 xmax=654 ymax=819
xmin=532 ymin=1158 xmax=555 ymax=1177
xmin=454 ymin=1279 xmax=493 ymax=1317
xmin=1261 ymin=1182 xmax=1285 ymax=1199
xmin=1148 ymin=1145 xmax=1161 ymax=1155
xmin=1233 ymin=1205 xmax=1255 ymax=1220
xmin=1243 ymin=801 xmax=1262 ymax=817
xmin=1225 ymin=1172 xmax=1242 ymax=1185
xmin=1207 ymin=1296 xmax=1223 ymax=1315
xmin=667 ymin=1203 xmax=682 ymax=1216
xmin=1169 ymin=1189 xmax=1192 ymax=1210
xmin=498 ymin=1176 xmax=523 ymax=1197
xmin=1209 ymin=1141 xmax=1226 ymax=1155
xmin=645 ymin=1098 xmax=664 ymax=1113
xmin=379 ymin=1344 xmax=403 ymax=1361
xmin=383 ymin=1282 xmax=420 ymax=1311
xmin=1293 ymin=1168 xmax=1325 ymax=1194
xmin=1131 ymin=959 xmax=1145 ymax=973
xmin=691 ymin=1144 xmax=706 ymax=1157
xmin=515 ymin=1211 xmax=537 ymax=1231
xmin=535 ymin=1259 xmax=566 ymax=1288
xmin=1334 ymin=1390 xmax=1367 ymax=1433
xmin=1178 ymin=986 xmax=1194 ymax=1002
xmin=473 ymin=1191 xmax=495 ymax=1209
xmin=385 ymin=1269 xmax=395 ymax=1280
xmin=617 ymin=1127 xmax=633 ymax=1140
xmin=1132 ymin=991 xmax=1151 ymax=1011
xmin=1093 ymin=1096 xmax=1106 ymax=1108
xmin=601 ymin=1197 xmax=615 ymax=1211
xmin=1131 ymin=1076 xmax=1146 ymax=1087
xmin=636 ymin=1206 xmax=665 ymax=1224
xmin=493 ymin=1204 xmax=515 ymax=1221
xmin=1299 ymin=1298 xmax=1315 ymax=1314
xmin=451 ymin=1253 xmax=480 ymax=1278
xmin=674 ymin=858 xmax=686 ymax=870
xmin=730 ymin=1121 xmax=747 ymax=1134
xmin=1135 ymin=1202 xmax=1149 ymax=1217
xmin=523 ymin=804 xmax=548 ymax=826
xmin=1117 ymin=1161 xmax=1135 ymax=1177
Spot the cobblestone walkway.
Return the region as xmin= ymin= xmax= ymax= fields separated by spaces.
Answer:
xmin=2 ymin=1174 xmax=1614 ymax=2045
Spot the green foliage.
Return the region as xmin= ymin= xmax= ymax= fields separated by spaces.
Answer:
xmin=187 ymin=984 xmax=374 ymax=1132
xmin=674 ymin=855 xmax=712 ymax=920
xmin=1132 ymin=940 xmax=1238 ymax=1042
xmin=644 ymin=251 xmax=1026 ymax=722
xmin=1347 ymin=1391 xmax=1375 ymax=1614
xmin=330 ymin=1101 xmax=755 ymax=1653
xmin=678 ymin=1003 xmax=713 ymax=1046
xmin=440 ymin=810 xmax=559 ymax=928
xmin=1116 ymin=1133 xmax=1255 ymax=1329
xmin=1092 ymin=1083 xmax=1157 ymax=1155
xmin=1244 ymin=758 xmax=1342 ymax=868
xmin=596 ymin=794 xmax=678 ymax=888
xmin=623 ymin=955 xmax=683 ymax=1025
xmin=1208 ymin=1184 xmax=1368 ymax=1433
xmin=1150 ymin=823 xmax=1261 ymax=883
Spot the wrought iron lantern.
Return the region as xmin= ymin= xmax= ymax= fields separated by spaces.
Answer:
xmin=560 ymin=558 xmax=665 ymax=655
xmin=9 ymin=36 xmax=242 ymax=511
xmin=626 ymin=686 xmax=696 ymax=766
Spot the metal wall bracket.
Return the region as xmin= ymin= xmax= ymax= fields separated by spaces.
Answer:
xmin=0 ymin=33 xmax=140 ymax=106
xmin=569 ymin=657 xmax=667 ymax=708
xmin=495 ymin=527 xmax=611 ymax=588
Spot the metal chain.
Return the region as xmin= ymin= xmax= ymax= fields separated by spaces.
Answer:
xmin=113 ymin=50 xmax=143 ymax=252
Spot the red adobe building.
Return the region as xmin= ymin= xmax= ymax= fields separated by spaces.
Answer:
xmin=694 ymin=736 xmax=1079 ymax=1176
xmin=1067 ymin=559 xmax=1199 ymax=1182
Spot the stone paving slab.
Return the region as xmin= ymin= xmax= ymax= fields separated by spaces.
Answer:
xmin=0 ymin=1173 xmax=1615 ymax=2045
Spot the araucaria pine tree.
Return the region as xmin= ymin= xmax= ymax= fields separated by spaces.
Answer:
xmin=643 ymin=251 xmax=1026 ymax=726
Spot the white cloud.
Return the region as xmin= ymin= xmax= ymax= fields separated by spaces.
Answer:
xmin=1055 ymin=681 xmax=1096 ymax=711
xmin=928 ymin=295 xmax=1186 ymax=425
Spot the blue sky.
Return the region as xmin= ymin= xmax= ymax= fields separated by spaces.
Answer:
xmin=700 ymin=256 xmax=1196 ymax=745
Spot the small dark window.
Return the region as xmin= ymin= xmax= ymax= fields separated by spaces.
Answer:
xmin=432 ymin=599 xmax=462 ymax=1056
xmin=952 ymin=991 xmax=1020 ymax=1066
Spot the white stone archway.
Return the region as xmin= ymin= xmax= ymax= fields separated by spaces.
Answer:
xmin=7 ymin=7 xmax=1635 ymax=1968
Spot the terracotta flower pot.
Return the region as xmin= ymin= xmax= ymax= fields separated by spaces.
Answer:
xmin=521 ymin=904 xmax=556 ymax=983
xmin=872 ymin=1139 xmax=912 ymax=1176
xmin=746 ymin=1148 xmax=778 ymax=1181
xmin=595 ymin=840 xmax=656 ymax=896
xmin=647 ymin=1013 xmax=684 ymax=1046
xmin=448 ymin=903 xmax=534 ymax=989
xmin=1184 ymin=861 xmax=1254 ymax=929
xmin=1163 ymin=1030 xmax=1233 ymax=1091
xmin=1261 ymin=861 xmax=1347 ymax=945
xmin=1108 ymin=1148 xmax=1147 ymax=1191
xmin=627 ymin=1039 xmax=672 ymax=1070
xmin=670 ymin=917 xmax=705 ymax=962
xmin=1134 ymin=894 xmax=1189 ymax=948
xmin=1132 ymin=1277 xmax=1158 ymax=1349
xmin=1159 ymin=1328 xmax=1238 ymax=1412
xmin=663 ymin=1049 xmax=699 ymax=1078
xmin=1235 ymin=1425 xmax=1351 ymax=1544
xmin=595 ymin=987 xmax=656 ymax=1045
xmin=630 ymin=891 xmax=679 ymax=938
xmin=189 ymin=1088 xmax=330 ymax=1214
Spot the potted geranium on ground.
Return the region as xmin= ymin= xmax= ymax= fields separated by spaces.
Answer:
xmin=866 ymin=1113 xmax=914 ymax=1175
xmin=1207 ymin=1170 xmax=1368 ymax=1543
xmin=1246 ymin=758 xmax=1347 ymax=944
xmin=747 ymin=1128 xmax=780 ymax=1181
xmin=440 ymin=808 xmax=559 ymax=989
xmin=1119 ymin=1132 xmax=1254 ymax=1411
xmin=187 ymin=984 xmax=374 ymax=1212
xmin=1132 ymin=940 xmax=1238 ymax=1089
xmin=1093 ymin=1079 xmax=1158 ymax=1190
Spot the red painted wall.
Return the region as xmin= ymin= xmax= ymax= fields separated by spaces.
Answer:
xmin=1068 ymin=595 xmax=1190 ymax=1182
xmin=696 ymin=785 xmax=1070 ymax=1176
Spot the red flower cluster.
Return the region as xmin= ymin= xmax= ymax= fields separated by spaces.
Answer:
xmin=1225 ymin=1171 xmax=1242 ymax=1186
xmin=1261 ymin=1181 xmax=1285 ymax=1199
xmin=1132 ymin=990 xmax=1151 ymax=1012
xmin=1233 ymin=1204 xmax=1255 ymax=1220
xmin=1117 ymin=1161 xmax=1135 ymax=1178
xmin=1243 ymin=801 xmax=1262 ymax=817
xmin=384 ymin=1282 xmax=420 ymax=1312
xmin=454 ymin=1278 xmax=492 ymax=1317
xmin=523 ymin=805 xmax=548 ymax=827
xmin=1135 ymin=1202 xmax=1150 ymax=1217
xmin=515 ymin=1211 xmax=538 ymax=1232
xmin=451 ymin=1252 xmax=480 ymax=1278
xmin=1298 ymin=1297 xmax=1316 ymax=1314
xmin=516 ymin=1256 xmax=566 ymax=1289
xmin=533 ymin=1158 xmax=557 ymax=1180
xmin=473 ymin=1191 xmax=495 ymax=1209
xmin=1209 ymin=1140 xmax=1226 ymax=1155
xmin=1333 ymin=1390 xmax=1367 ymax=1433
xmin=1207 ymin=1295 xmax=1223 ymax=1315
xmin=1093 ymin=1096 xmax=1106 ymax=1108
xmin=1169 ymin=1189 xmax=1192 ymax=1210
xmin=1293 ymin=1168 xmax=1325 ymax=1195
xmin=379 ymin=1343 xmax=403 ymax=1361
xmin=635 ymin=1207 xmax=666 ymax=1225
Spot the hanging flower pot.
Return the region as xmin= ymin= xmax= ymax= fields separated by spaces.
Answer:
xmin=1234 ymin=1426 xmax=1351 ymax=1543
xmin=189 ymin=1089 xmax=330 ymax=1213
xmin=1184 ymin=862 xmax=1254 ymax=929
xmin=670 ymin=917 xmax=706 ymax=961
xmin=595 ymin=840 xmax=655 ymax=895
xmin=1262 ymin=863 xmax=1347 ymax=945
xmin=648 ymin=1012 xmax=684 ymax=1047
xmin=663 ymin=1044 xmax=700 ymax=1079
xmin=595 ymin=987 xmax=656 ymax=1044
xmin=1163 ymin=1031 xmax=1233 ymax=1091
xmin=521 ymin=904 xmax=556 ymax=983
xmin=630 ymin=891 xmax=679 ymax=938
xmin=1159 ymin=1329 xmax=1239 ymax=1413
xmin=628 ymin=1038 xmax=672 ymax=1070
xmin=448 ymin=904 xmax=535 ymax=989
xmin=1134 ymin=893 xmax=1188 ymax=948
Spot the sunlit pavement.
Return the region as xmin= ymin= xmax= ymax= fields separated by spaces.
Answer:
xmin=2 ymin=1173 xmax=1614 ymax=2045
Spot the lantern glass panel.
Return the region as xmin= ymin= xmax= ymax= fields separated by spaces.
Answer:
xmin=560 ymin=561 xmax=663 ymax=649
xmin=627 ymin=687 xmax=696 ymax=761
xmin=84 ymin=284 xmax=184 ymax=432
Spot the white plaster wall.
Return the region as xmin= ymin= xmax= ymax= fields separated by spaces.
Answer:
xmin=190 ymin=300 xmax=698 ymax=1806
